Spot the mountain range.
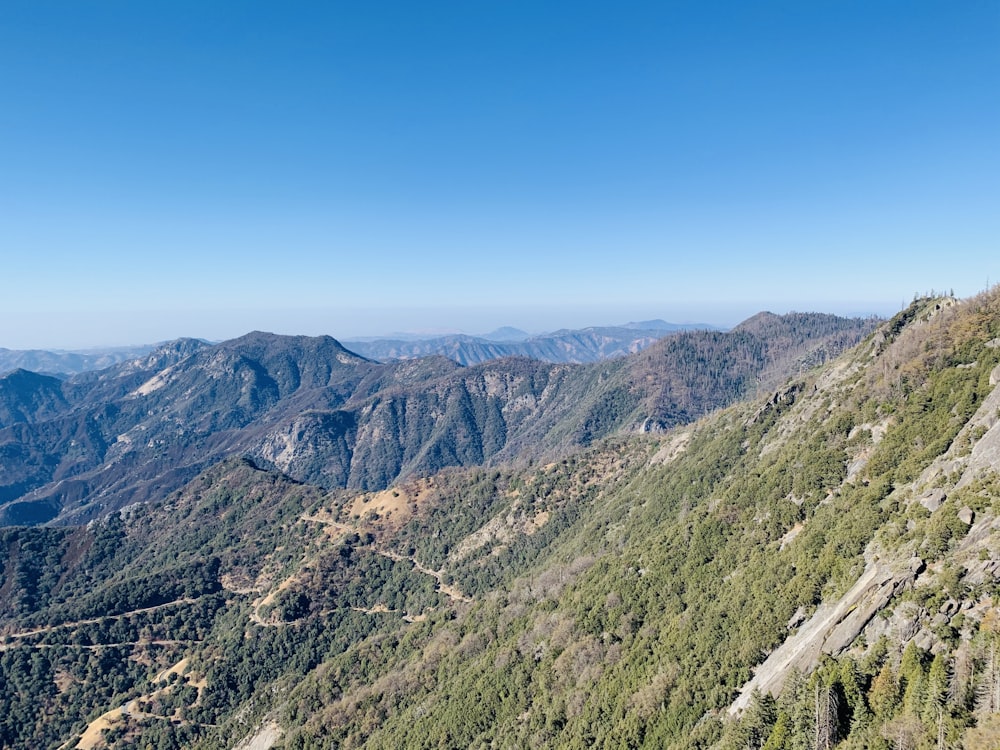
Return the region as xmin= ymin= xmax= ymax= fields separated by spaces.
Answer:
xmin=0 ymin=313 xmax=873 ymax=527
xmin=2 ymin=296 xmax=1000 ymax=749
xmin=0 ymin=345 xmax=157 ymax=377
xmin=342 ymin=320 xmax=718 ymax=365
xmin=0 ymin=321 xmax=711 ymax=378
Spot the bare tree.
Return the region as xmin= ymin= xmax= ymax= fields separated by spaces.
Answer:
xmin=948 ymin=643 xmax=973 ymax=709
xmin=976 ymin=642 xmax=1000 ymax=717
xmin=881 ymin=715 xmax=922 ymax=750
xmin=814 ymin=682 xmax=838 ymax=750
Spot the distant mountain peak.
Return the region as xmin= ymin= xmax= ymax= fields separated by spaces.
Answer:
xmin=620 ymin=319 xmax=675 ymax=330
xmin=480 ymin=326 xmax=531 ymax=342
xmin=220 ymin=331 xmax=369 ymax=363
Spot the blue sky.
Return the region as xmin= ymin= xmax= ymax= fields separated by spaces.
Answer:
xmin=1 ymin=1 xmax=997 ymax=348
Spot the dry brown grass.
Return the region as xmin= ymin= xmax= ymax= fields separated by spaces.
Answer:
xmin=74 ymin=709 xmax=122 ymax=749
xmin=347 ymin=476 xmax=439 ymax=528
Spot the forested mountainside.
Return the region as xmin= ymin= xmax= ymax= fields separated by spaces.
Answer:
xmin=0 ymin=292 xmax=998 ymax=750
xmin=344 ymin=323 xmax=714 ymax=365
xmin=0 ymin=312 xmax=874 ymax=526
xmin=0 ymin=370 xmax=69 ymax=428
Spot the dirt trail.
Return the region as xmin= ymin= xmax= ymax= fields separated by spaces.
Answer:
xmin=1 ymin=598 xmax=199 ymax=649
xmin=368 ymin=547 xmax=471 ymax=603
xmin=5 ymin=639 xmax=194 ymax=652
xmin=305 ymin=512 xmax=471 ymax=603
xmin=302 ymin=513 xmax=355 ymax=536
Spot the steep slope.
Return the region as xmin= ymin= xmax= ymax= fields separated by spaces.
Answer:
xmin=0 ymin=294 xmax=998 ymax=749
xmin=251 ymin=356 xmax=614 ymax=491
xmin=60 ymin=337 xmax=211 ymax=404
xmin=624 ymin=311 xmax=880 ymax=431
xmin=270 ymin=293 xmax=998 ymax=750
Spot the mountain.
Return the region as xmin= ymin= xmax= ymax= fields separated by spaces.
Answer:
xmin=0 ymin=292 xmax=998 ymax=749
xmin=0 ymin=344 xmax=159 ymax=376
xmin=621 ymin=318 xmax=714 ymax=331
xmin=344 ymin=322 xmax=718 ymax=365
xmin=0 ymin=333 xmax=371 ymax=525
xmin=0 ymin=314 xmax=876 ymax=526
xmin=0 ymin=323 xmax=713 ymax=377
xmin=0 ymin=369 xmax=69 ymax=429
xmin=480 ymin=326 xmax=531 ymax=342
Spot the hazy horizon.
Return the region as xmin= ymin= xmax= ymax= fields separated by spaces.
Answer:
xmin=2 ymin=3 xmax=996 ymax=351
xmin=0 ymin=298 xmax=908 ymax=351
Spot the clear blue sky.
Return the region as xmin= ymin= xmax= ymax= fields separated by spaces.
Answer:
xmin=1 ymin=1 xmax=997 ymax=348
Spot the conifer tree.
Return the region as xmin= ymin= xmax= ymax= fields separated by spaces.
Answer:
xmin=923 ymin=653 xmax=948 ymax=724
xmin=899 ymin=642 xmax=927 ymax=716
xmin=839 ymin=657 xmax=868 ymax=732
xmin=869 ymin=661 xmax=900 ymax=722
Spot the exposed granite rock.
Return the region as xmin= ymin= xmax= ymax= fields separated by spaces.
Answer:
xmin=729 ymin=560 xmax=917 ymax=715
xmin=920 ymin=489 xmax=947 ymax=512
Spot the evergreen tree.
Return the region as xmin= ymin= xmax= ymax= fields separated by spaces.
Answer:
xmin=923 ymin=652 xmax=948 ymax=724
xmin=899 ymin=642 xmax=927 ymax=716
xmin=869 ymin=662 xmax=900 ymax=722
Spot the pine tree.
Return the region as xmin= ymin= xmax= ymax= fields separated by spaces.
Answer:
xmin=869 ymin=661 xmax=900 ymax=721
xmin=899 ymin=642 xmax=927 ymax=716
xmin=839 ymin=657 xmax=869 ymax=732
xmin=739 ymin=689 xmax=778 ymax=750
xmin=777 ymin=668 xmax=812 ymax=750
xmin=922 ymin=653 xmax=948 ymax=724
xmin=761 ymin=711 xmax=792 ymax=750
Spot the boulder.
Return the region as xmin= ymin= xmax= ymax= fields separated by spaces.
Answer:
xmin=939 ymin=599 xmax=958 ymax=615
xmin=919 ymin=489 xmax=946 ymax=513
